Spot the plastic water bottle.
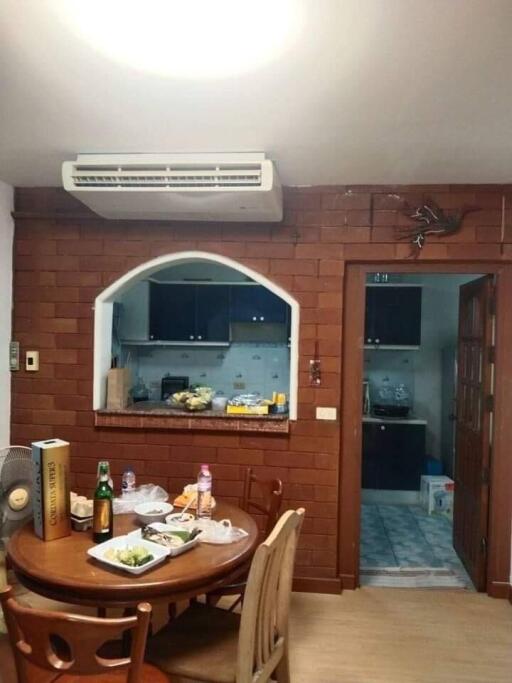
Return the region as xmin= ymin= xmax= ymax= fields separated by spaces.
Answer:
xmin=197 ymin=464 xmax=213 ymax=519
xmin=122 ymin=467 xmax=136 ymax=496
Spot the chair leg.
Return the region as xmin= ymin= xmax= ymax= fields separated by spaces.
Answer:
xmin=274 ymin=649 xmax=290 ymax=683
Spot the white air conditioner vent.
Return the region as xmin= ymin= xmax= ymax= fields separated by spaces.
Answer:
xmin=62 ymin=153 xmax=282 ymax=222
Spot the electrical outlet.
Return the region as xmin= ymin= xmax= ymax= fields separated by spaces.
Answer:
xmin=26 ymin=350 xmax=39 ymax=372
xmin=233 ymin=381 xmax=246 ymax=390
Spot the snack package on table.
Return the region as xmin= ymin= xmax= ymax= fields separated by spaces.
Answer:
xmin=173 ymin=483 xmax=217 ymax=510
xmin=113 ymin=484 xmax=169 ymax=515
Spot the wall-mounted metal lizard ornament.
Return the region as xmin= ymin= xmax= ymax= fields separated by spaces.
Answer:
xmin=396 ymin=201 xmax=480 ymax=257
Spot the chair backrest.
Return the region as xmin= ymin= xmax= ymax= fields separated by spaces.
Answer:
xmin=241 ymin=467 xmax=284 ymax=539
xmin=236 ymin=507 xmax=305 ymax=683
xmin=0 ymin=586 xmax=151 ymax=683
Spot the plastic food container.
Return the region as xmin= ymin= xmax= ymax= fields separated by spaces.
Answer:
xmin=212 ymin=396 xmax=228 ymax=411
xmin=71 ymin=515 xmax=93 ymax=532
xmin=87 ymin=535 xmax=169 ymax=574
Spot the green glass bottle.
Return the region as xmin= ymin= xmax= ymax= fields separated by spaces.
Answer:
xmin=93 ymin=461 xmax=114 ymax=544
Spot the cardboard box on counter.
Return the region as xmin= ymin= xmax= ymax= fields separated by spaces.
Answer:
xmin=106 ymin=367 xmax=132 ymax=410
xmin=32 ymin=439 xmax=71 ymax=541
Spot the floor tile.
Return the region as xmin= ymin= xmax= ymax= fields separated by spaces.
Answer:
xmin=359 ymin=503 xmax=474 ymax=588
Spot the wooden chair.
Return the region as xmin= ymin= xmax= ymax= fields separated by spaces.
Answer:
xmin=147 ymin=507 xmax=305 ymax=683
xmin=242 ymin=467 xmax=284 ymax=540
xmin=205 ymin=468 xmax=283 ymax=610
xmin=0 ymin=586 xmax=168 ymax=683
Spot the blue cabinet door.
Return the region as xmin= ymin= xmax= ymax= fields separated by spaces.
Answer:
xmin=365 ymin=286 xmax=422 ymax=346
xmin=362 ymin=422 xmax=425 ymax=491
xmin=231 ymin=285 xmax=287 ymax=323
xmin=196 ymin=286 xmax=230 ymax=342
xmin=149 ymin=283 xmax=196 ymax=341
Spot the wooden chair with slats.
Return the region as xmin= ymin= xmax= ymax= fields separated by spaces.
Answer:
xmin=205 ymin=467 xmax=283 ymax=609
xmin=0 ymin=586 xmax=168 ymax=683
xmin=147 ymin=507 xmax=305 ymax=683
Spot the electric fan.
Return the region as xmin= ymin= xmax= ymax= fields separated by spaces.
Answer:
xmin=0 ymin=446 xmax=33 ymax=548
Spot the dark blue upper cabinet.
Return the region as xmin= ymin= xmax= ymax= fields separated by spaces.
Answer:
xmin=196 ymin=286 xmax=230 ymax=342
xmin=365 ymin=285 xmax=422 ymax=346
xmin=149 ymin=283 xmax=230 ymax=342
xmin=150 ymin=283 xmax=196 ymax=341
xmin=231 ymin=285 xmax=288 ymax=323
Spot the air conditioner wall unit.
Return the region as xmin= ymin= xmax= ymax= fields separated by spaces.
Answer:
xmin=62 ymin=153 xmax=282 ymax=222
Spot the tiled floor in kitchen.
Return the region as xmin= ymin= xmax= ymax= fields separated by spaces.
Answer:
xmin=360 ymin=504 xmax=474 ymax=589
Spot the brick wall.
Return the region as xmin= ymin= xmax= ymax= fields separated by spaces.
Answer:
xmin=10 ymin=185 xmax=512 ymax=591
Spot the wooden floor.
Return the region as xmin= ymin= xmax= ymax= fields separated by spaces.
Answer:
xmin=1 ymin=588 xmax=511 ymax=683
xmin=289 ymin=589 xmax=512 ymax=683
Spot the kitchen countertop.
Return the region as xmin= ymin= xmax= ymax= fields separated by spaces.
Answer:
xmin=99 ymin=401 xmax=288 ymax=420
xmin=95 ymin=401 xmax=290 ymax=434
xmin=362 ymin=415 xmax=427 ymax=425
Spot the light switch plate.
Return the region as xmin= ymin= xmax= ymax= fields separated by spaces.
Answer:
xmin=26 ymin=350 xmax=39 ymax=372
xmin=316 ymin=406 xmax=337 ymax=421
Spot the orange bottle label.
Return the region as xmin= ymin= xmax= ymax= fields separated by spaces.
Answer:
xmin=93 ymin=500 xmax=111 ymax=534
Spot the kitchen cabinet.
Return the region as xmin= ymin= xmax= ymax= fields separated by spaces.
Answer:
xmin=231 ymin=285 xmax=288 ymax=324
xmin=149 ymin=283 xmax=230 ymax=342
xmin=365 ymin=285 xmax=422 ymax=347
xmin=196 ymin=285 xmax=230 ymax=342
xmin=362 ymin=421 xmax=425 ymax=490
xmin=150 ymin=283 xmax=196 ymax=341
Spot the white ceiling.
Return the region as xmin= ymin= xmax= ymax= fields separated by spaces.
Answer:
xmin=1 ymin=0 xmax=512 ymax=187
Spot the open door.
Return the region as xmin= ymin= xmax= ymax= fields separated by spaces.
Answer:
xmin=453 ymin=276 xmax=494 ymax=591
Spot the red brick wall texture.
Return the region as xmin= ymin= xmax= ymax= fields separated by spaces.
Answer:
xmin=10 ymin=185 xmax=512 ymax=590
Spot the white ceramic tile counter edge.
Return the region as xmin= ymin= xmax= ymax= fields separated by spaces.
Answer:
xmin=362 ymin=416 xmax=428 ymax=425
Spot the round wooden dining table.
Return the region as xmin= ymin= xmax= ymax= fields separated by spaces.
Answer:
xmin=7 ymin=501 xmax=258 ymax=609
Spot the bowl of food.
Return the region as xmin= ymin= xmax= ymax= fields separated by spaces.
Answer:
xmin=126 ymin=523 xmax=202 ymax=557
xmin=134 ymin=501 xmax=173 ymax=525
xmin=87 ymin=536 xmax=169 ymax=574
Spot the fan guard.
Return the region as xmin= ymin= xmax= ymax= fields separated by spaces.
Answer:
xmin=0 ymin=446 xmax=33 ymax=543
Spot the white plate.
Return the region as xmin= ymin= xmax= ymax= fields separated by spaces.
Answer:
xmin=87 ymin=535 xmax=169 ymax=574
xmin=127 ymin=523 xmax=201 ymax=557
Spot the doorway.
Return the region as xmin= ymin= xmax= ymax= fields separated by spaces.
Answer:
xmin=339 ymin=263 xmax=512 ymax=598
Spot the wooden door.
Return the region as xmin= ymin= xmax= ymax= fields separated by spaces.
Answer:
xmin=453 ymin=276 xmax=494 ymax=590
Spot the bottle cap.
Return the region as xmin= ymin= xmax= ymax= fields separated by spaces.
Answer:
xmin=200 ymin=463 xmax=209 ymax=471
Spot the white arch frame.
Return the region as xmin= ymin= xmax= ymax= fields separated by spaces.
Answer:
xmin=94 ymin=250 xmax=299 ymax=420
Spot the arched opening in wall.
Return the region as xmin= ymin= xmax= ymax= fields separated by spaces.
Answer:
xmin=94 ymin=251 xmax=299 ymax=420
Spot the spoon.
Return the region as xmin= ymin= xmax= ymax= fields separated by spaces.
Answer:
xmin=178 ymin=496 xmax=195 ymax=521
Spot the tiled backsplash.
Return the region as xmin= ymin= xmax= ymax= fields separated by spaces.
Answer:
xmin=124 ymin=343 xmax=290 ymax=400
xmin=364 ymin=350 xmax=415 ymax=407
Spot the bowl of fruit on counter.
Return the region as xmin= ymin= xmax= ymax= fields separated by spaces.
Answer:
xmin=168 ymin=386 xmax=214 ymax=411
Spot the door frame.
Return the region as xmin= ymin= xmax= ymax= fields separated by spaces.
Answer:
xmin=338 ymin=262 xmax=512 ymax=598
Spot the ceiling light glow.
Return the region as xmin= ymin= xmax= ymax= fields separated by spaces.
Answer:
xmin=53 ymin=0 xmax=303 ymax=78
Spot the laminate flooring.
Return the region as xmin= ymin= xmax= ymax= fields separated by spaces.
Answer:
xmin=1 ymin=588 xmax=511 ymax=683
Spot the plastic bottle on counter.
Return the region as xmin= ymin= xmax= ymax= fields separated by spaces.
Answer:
xmin=197 ymin=464 xmax=213 ymax=519
xmin=122 ymin=467 xmax=136 ymax=495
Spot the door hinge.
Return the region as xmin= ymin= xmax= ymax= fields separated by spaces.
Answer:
xmin=489 ymin=286 xmax=496 ymax=315
xmin=485 ymin=395 xmax=494 ymax=412
xmin=481 ymin=537 xmax=488 ymax=556
xmin=488 ymin=346 xmax=496 ymax=363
